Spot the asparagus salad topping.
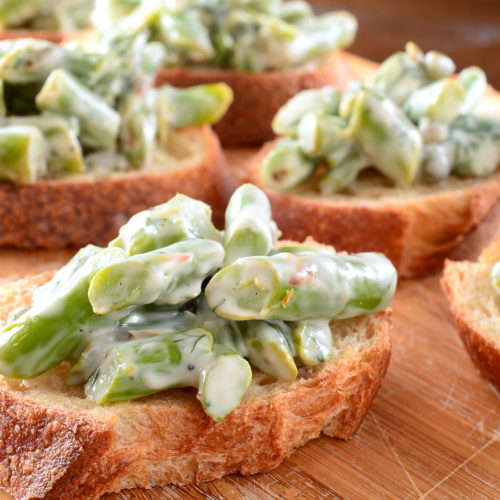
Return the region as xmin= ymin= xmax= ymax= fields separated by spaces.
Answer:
xmin=0 ymin=34 xmax=233 ymax=184
xmin=263 ymin=42 xmax=500 ymax=194
xmin=92 ymin=0 xmax=357 ymax=72
xmin=0 ymin=185 xmax=397 ymax=420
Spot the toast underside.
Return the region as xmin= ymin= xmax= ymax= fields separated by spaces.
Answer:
xmin=441 ymin=238 xmax=500 ymax=389
xmin=0 ymin=126 xmax=226 ymax=249
xmin=0 ymin=272 xmax=391 ymax=500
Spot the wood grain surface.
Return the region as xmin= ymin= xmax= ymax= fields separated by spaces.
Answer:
xmin=1 ymin=53 xmax=500 ymax=499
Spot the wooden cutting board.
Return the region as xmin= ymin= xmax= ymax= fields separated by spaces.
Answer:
xmin=1 ymin=54 xmax=500 ymax=499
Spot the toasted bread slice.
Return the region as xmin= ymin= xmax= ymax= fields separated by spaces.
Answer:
xmin=235 ymin=141 xmax=500 ymax=278
xmin=0 ymin=269 xmax=391 ymax=499
xmin=0 ymin=126 xmax=226 ymax=249
xmin=441 ymin=237 xmax=500 ymax=389
xmin=156 ymin=51 xmax=356 ymax=147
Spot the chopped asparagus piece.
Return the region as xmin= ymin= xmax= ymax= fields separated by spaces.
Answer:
xmin=156 ymin=83 xmax=233 ymax=134
xmin=291 ymin=319 xmax=333 ymax=366
xmin=36 ymin=69 xmax=121 ymax=150
xmin=1 ymin=114 xmax=84 ymax=174
xmin=404 ymin=78 xmax=465 ymax=123
xmin=223 ymin=184 xmax=279 ymax=265
xmin=198 ymin=348 xmax=252 ymax=421
xmin=272 ymin=87 xmax=341 ymax=136
xmin=297 ymin=112 xmax=346 ymax=157
xmin=459 ymin=66 xmax=487 ymax=114
xmin=261 ymin=138 xmax=315 ymax=190
xmin=0 ymin=125 xmax=47 ymax=184
xmin=85 ymin=328 xmax=213 ymax=403
xmin=156 ymin=10 xmax=215 ymax=63
xmin=237 ymin=320 xmax=297 ymax=380
xmin=319 ymin=145 xmax=369 ymax=194
xmin=110 ymin=194 xmax=222 ymax=255
xmin=0 ymin=39 xmax=97 ymax=84
xmin=349 ymin=88 xmax=422 ymax=188
xmin=118 ymin=89 xmax=157 ymax=168
xmin=88 ymin=239 xmax=224 ymax=313
xmin=423 ymin=50 xmax=456 ymax=81
xmin=370 ymin=47 xmax=429 ymax=106
xmin=286 ymin=11 xmax=357 ymax=66
xmin=205 ymin=249 xmax=397 ymax=321
xmin=65 ymin=312 xmax=131 ymax=385
xmin=448 ymin=115 xmax=500 ymax=177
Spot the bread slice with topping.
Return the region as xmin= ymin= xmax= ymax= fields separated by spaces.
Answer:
xmin=441 ymin=237 xmax=500 ymax=389
xmin=0 ymin=126 xmax=226 ymax=249
xmin=0 ymin=267 xmax=391 ymax=499
xmin=222 ymin=54 xmax=500 ymax=278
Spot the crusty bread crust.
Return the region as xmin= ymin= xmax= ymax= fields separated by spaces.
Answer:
xmin=156 ymin=51 xmax=355 ymax=147
xmin=230 ymin=139 xmax=500 ymax=279
xmin=0 ymin=126 xmax=226 ymax=249
xmin=441 ymin=237 xmax=500 ymax=389
xmin=0 ymin=271 xmax=391 ymax=499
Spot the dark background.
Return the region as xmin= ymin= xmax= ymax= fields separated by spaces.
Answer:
xmin=310 ymin=0 xmax=500 ymax=87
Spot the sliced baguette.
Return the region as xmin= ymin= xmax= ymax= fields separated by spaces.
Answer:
xmin=0 ymin=125 xmax=226 ymax=249
xmin=236 ymin=141 xmax=500 ymax=278
xmin=441 ymin=237 xmax=500 ymax=389
xmin=0 ymin=268 xmax=391 ymax=499
xmin=156 ymin=51 xmax=355 ymax=147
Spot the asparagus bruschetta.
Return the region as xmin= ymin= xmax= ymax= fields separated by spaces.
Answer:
xmin=0 ymin=185 xmax=395 ymax=498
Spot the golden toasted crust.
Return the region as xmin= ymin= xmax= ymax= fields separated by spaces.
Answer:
xmin=0 ymin=270 xmax=391 ymax=499
xmin=441 ymin=238 xmax=500 ymax=389
xmin=0 ymin=126 xmax=227 ymax=249
xmin=226 ymin=136 xmax=500 ymax=278
xmin=156 ymin=51 xmax=355 ymax=147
